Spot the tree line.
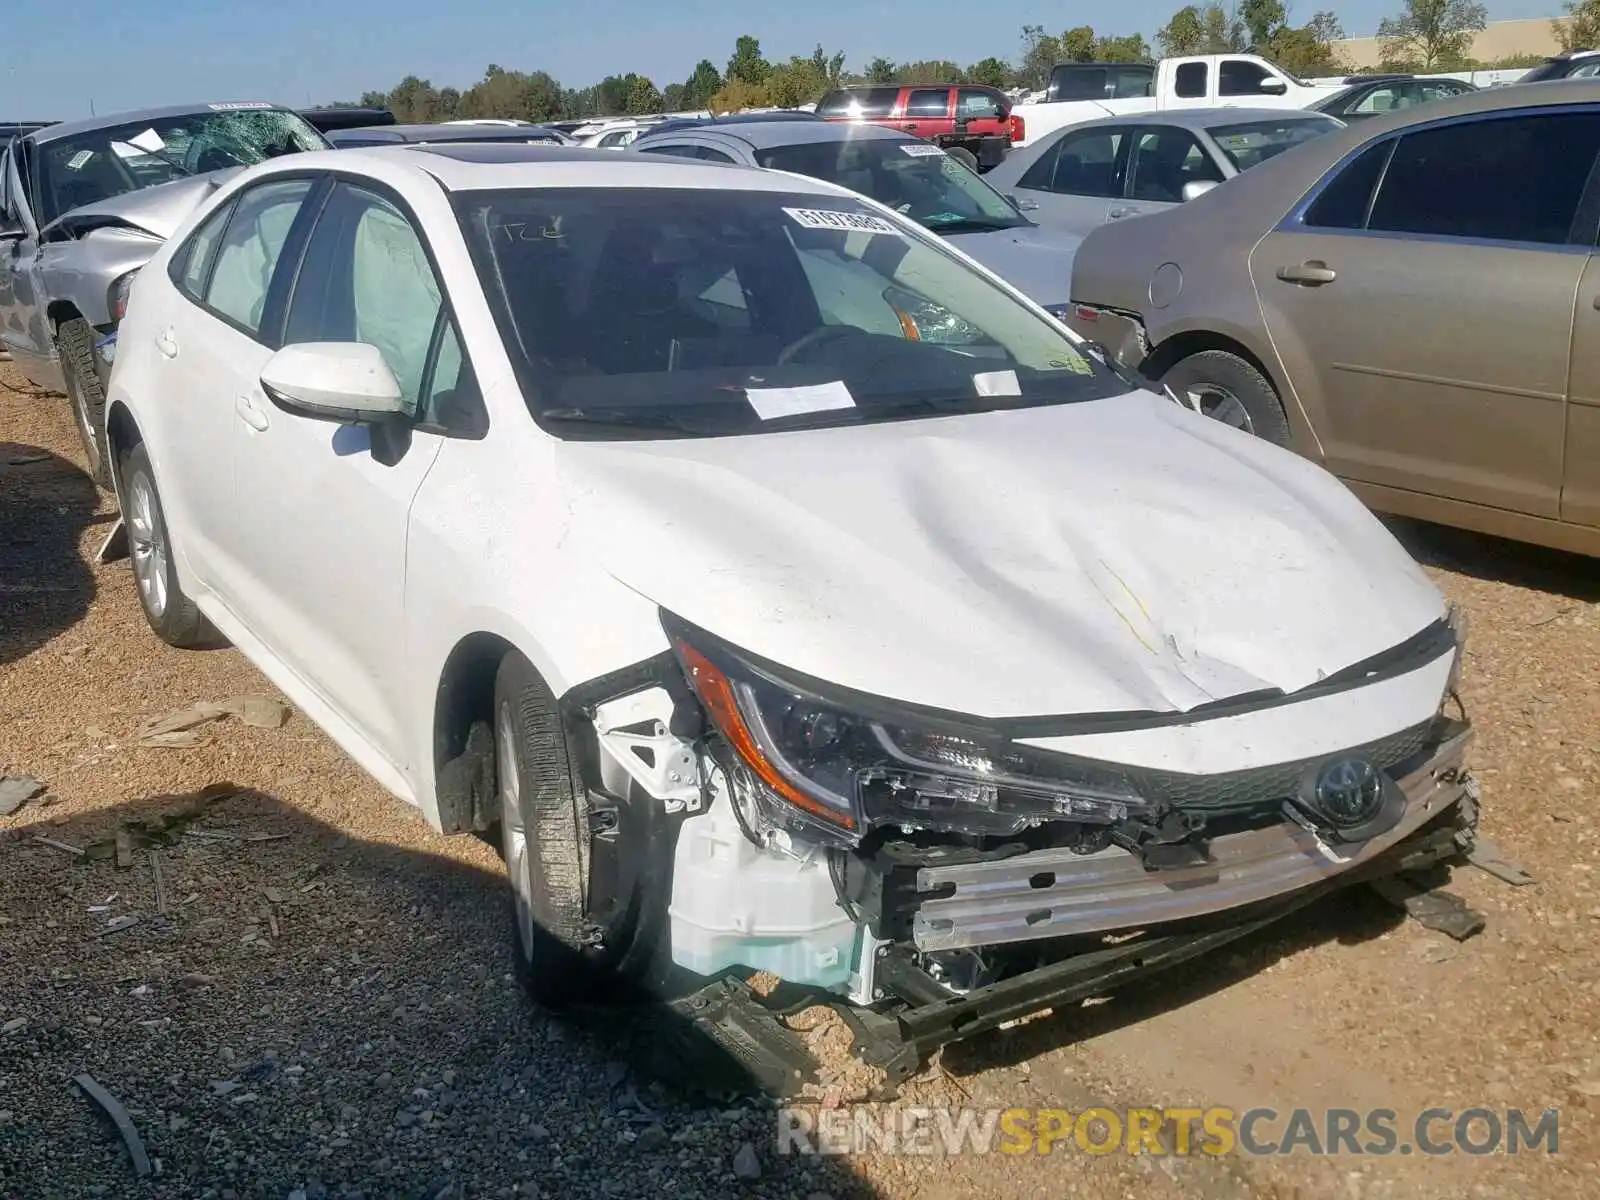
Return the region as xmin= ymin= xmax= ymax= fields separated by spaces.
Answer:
xmin=342 ymin=3 xmax=1554 ymax=126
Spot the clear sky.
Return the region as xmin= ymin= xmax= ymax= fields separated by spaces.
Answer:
xmin=1 ymin=0 xmax=1563 ymax=120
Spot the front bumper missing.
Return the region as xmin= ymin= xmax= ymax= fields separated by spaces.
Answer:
xmin=910 ymin=724 xmax=1474 ymax=952
xmin=842 ymin=804 xmax=1475 ymax=1084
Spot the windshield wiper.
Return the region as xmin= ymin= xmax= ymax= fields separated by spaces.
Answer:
xmin=919 ymin=216 xmax=1025 ymax=234
xmin=543 ymin=407 xmax=729 ymax=435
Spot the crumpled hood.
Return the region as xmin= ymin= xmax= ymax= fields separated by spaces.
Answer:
xmin=557 ymin=391 xmax=1445 ymax=720
xmin=945 ymin=223 xmax=1080 ymax=309
xmin=44 ymin=168 xmax=240 ymax=240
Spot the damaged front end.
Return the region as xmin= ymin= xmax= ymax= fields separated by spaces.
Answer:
xmin=552 ymin=608 xmax=1482 ymax=1092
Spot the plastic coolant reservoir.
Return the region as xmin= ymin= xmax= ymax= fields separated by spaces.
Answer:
xmin=668 ymin=774 xmax=861 ymax=990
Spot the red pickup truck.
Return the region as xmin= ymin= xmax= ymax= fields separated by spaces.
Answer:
xmin=814 ymin=84 xmax=1022 ymax=172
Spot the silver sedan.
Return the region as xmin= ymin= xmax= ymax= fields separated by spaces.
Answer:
xmin=983 ymin=107 xmax=1344 ymax=236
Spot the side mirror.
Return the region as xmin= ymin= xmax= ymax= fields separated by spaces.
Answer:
xmin=259 ymin=342 xmax=408 ymax=426
xmin=1182 ymin=180 xmax=1219 ymax=202
xmin=1258 ymin=77 xmax=1289 ymax=95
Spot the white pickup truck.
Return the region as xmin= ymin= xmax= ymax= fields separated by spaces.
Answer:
xmin=1010 ymin=53 xmax=1346 ymax=147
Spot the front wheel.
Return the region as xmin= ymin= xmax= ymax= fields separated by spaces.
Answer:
xmin=493 ymin=653 xmax=676 ymax=1006
xmin=1159 ymin=350 xmax=1291 ymax=448
xmin=58 ymin=317 xmax=112 ymax=489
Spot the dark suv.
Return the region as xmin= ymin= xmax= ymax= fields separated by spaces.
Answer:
xmin=814 ymin=85 xmax=1018 ymax=171
xmin=1517 ymin=49 xmax=1600 ymax=83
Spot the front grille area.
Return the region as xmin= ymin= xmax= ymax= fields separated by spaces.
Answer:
xmin=1125 ymin=719 xmax=1438 ymax=814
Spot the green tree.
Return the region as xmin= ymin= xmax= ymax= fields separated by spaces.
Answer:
xmin=593 ymin=74 xmax=634 ymax=115
xmin=1377 ymin=0 xmax=1487 ymax=69
xmin=1096 ymin=34 xmax=1152 ymax=61
xmin=967 ymin=56 xmax=1011 ymax=87
xmin=864 ymin=56 xmax=898 ymax=84
xmin=1158 ymin=6 xmax=1207 ymax=55
xmin=625 ymin=75 xmax=663 ymax=115
xmin=894 ymin=60 xmax=966 ymax=84
xmin=1018 ymin=24 xmax=1063 ymax=88
xmin=1556 ymin=0 xmax=1600 ymax=51
xmin=678 ymin=59 xmax=724 ymax=109
xmin=1062 ymin=26 xmax=1098 ymax=61
xmin=359 ymin=90 xmax=389 ymax=109
xmin=727 ymin=35 xmax=771 ymax=87
xmin=1202 ymin=3 xmax=1248 ymax=51
xmin=1240 ymin=0 xmax=1287 ymax=47
xmin=1264 ymin=15 xmax=1346 ymax=75
xmin=809 ymin=44 xmax=847 ymax=91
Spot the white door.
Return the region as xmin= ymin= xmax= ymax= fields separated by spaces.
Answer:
xmin=150 ymin=176 xmax=318 ymax=593
xmin=228 ymin=180 xmax=479 ymax=768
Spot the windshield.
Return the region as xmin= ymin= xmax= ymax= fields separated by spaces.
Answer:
xmin=37 ymin=107 xmax=326 ymax=225
xmin=454 ymin=186 xmax=1127 ymax=440
xmin=1205 ymin=117 xmax=1342 ymax=172
xmin=752 ymin=137 xmax=1028 ymax=234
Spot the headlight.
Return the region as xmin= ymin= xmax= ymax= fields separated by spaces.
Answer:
xmin=108 ymin=269 xmax=141 ymax=325
xmin=882 ymin=285 xmax=988 ymax=346
xmin=670 ymin=621 xmax=1155 ymax=847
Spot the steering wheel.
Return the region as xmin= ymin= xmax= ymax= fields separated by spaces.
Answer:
xmin=776 ymin=324 xmax=857 ymax=365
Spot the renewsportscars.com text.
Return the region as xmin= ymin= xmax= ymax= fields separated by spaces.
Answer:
xmin=777 ymin=1106 xmax=1560 ymax=1157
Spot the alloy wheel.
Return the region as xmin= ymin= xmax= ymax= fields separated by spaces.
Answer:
xmin=1185 ymin=384 xmax=1255 ymax=433
xmin=497 ymin=702 xmax=536 ymax=963
xmin=126 ymin=474 xmax=169 ymax=619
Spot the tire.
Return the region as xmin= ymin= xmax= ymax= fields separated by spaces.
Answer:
xmin=58 ymin=317 xmax=113 ymax=490
xmin=118 ymin=442 xmax=219 ymax=649
xmin=1159 ymin=349 xmax=1291 ymax=448
xmin=493 ymin=653 xmax=675 ymax=1007
xmin=946 ymin=146 xmax=979 ymax=172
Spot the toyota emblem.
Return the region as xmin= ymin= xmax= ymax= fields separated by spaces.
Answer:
xmin=1312 ymin=758 xmax=1385 ymax=827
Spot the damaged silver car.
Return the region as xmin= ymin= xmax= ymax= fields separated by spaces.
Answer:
xmin=0 ymin=102 xmax=326 ymax=485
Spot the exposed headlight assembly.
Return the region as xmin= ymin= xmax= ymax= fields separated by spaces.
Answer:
xmin=668 ymin=620 xmax=1155 ymax=848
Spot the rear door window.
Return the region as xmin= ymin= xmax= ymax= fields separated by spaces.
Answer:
xmin=956 ymin=89 xmax=1004 ymax=119
xmin=203 ymin=178 xmax=316 ymax=337
xmin=1126 ymin=128 xmax=1223 ymax=202
xmin=1018 ymin=127 xmax=1126 ymax=197
xmin=1173 ymin=63 xmax=1209 ymax=100
xmin=1366 ymin=112 xmax=1600 ymax=244
xmin=905 ymin=89 xmax=951 ymax=119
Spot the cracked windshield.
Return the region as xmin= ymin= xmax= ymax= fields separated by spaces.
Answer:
xmin=37 ymin=107 xmax=324 ymax=224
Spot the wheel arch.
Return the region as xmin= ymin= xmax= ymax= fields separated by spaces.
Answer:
xmin=1139 ymin=327 xmax=1283 ymax=395
xmin=104 ymin=401 xmax=142 ymax=496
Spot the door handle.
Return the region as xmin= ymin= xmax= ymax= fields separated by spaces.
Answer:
xmin=235 ymin=392 xmax=270 ymax=432
xmin=154 ymin=327 xmax=178 ymax=358
xmin=1108 ymin=206 xmax=1137 ymax=219
xmin=1276 ymin=261 xmax=1338 ymax=286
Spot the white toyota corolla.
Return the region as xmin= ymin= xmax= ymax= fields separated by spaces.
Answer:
xmin=103 ymin=143 xmax=1479 ymax=1085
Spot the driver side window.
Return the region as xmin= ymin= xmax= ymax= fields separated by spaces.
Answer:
xmin=284 ymin=181 xmax=482 ymax=429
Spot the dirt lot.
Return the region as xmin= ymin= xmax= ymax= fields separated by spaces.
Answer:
xmin=3 ymin=362 xmax=1599 ymax=1200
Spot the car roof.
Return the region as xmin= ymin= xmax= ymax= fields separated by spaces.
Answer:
xmin=1107 ymin=78 xmax=1600 ymax=244
xmin=1066 ymin=107 xmax=1341 ymax=133
xmin=639 ymin=111 xmax=823 ymax=138
xmin=330 ymin=123 xmax=566 ymax=144
xmin=636 ymin=119 xmax=910 ymax=150
xmin=324 ymin=143 xmax=863 ymax=198
xmin=30 ymin=102 xmax=293 ymax=145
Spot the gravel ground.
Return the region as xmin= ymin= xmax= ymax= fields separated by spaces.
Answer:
xmin=2 ymin=362 xmax=1598 ymax=1199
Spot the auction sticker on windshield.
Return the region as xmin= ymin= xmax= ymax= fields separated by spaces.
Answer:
xmin=746 ymin=380 xmax=857 ymax=421
xmin=208 ymin=101 xmax=275 ymax=111
xmin=900 ymin=143 xmax=946 ymax=157
xmin=784 ymin=208 xmax=902 ymax=236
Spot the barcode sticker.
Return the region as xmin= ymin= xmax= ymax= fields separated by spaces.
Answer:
xmin=783 ymin=207 xmax=902 ymax=236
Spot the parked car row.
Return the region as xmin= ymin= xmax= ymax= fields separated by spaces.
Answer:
xmin=1066 ymin=77 xmax=1600 ymax=557
xmin=89 ymin=133 xmax=1480 ymax=1085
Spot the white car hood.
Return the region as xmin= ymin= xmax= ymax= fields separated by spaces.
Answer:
xmin=556 ymin=391 xmax=1446 ymax=720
